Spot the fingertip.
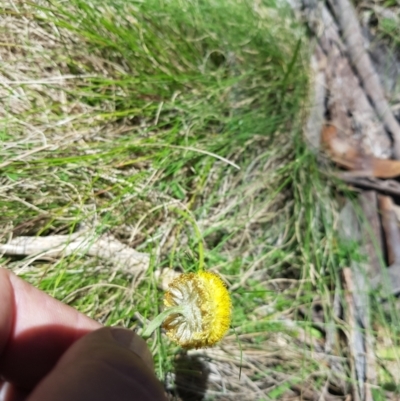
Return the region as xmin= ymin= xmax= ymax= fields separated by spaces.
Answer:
xmin=28 ymin=327 xmax=167 ymax=401
xmin=0 ymin=268 xmax=101 ymax=389
xmin=0 ymin=381 xmax=28 ymax=401
xmin=110 ymin=328 xmax=154 ymax=371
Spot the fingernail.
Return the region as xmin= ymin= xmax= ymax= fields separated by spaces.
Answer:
xmin=110 ymin=328 xmax=154 ymax=370
xmin=110 ymin=328 xmax=135 ymax=348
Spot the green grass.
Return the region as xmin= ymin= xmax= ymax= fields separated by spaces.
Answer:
xmin=3 ymin=0 xmax=399 ymax=398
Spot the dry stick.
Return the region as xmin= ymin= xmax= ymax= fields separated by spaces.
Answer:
xmin=337 ymin=174 xmax=400 ymax=197
xmin=304 ymin=47 xmax=327 ymax=152
xmin=364 ymin=329 xmax=378 ymax=401
xmin=343 ymin=267 xmax=377 ymax=401
xmin=329 ymin=0 xmax=400 ymax=159
xmin=0 ymin=233 xmax=150 ymax=273
xmin=342 ymin=268 xmax=363 ymax=401
xmin=378 ymin=196 xmax=400 ymax=266
xmin=355 ymin=194 xmax=380 ymax=397
xmin=348 ymin=193 xmax=381 ymax=398
xmin=352 ymin=193 xmax=380 ymax=400
xmin=359 ymin=191 xmax=383 ymax=279
xmin=372 ymin=196 xmax=400 ymax=296
xmin=358 ymin=196 xmax=381 ymax=399
xmin=339 ymin=202 xmax=379 ymax=401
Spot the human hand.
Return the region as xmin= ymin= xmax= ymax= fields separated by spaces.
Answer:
xmin=0 ymin=268 xmax=167 ymax=401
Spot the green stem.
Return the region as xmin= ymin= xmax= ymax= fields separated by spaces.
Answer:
xmin=169 ymin=206 xmax=205 ymax=271
xmin=141 ymin=306 xmax=183 ymax=338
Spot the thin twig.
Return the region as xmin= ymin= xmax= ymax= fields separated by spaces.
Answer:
xmin=337 ymin=174 xmax=400 ymax=197
xmin=378 ymin=195 xmax=400 ymax=265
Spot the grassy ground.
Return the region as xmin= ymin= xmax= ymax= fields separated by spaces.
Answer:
xmin=2 ymin=0 xmax=399 ymax=399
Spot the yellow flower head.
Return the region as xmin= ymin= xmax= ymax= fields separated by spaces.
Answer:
xmin=163 ymin=271 xmax=231 ymax=349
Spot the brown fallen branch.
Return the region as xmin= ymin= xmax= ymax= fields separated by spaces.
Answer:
xmin=328 ymin=0 xmax=400 ymax=159
xmin=0 ymin=232 xmax=150 ymax=273
xmin=337 ymin=174 xmax=400 ymax=197
xmin=364 ymin=326 xmax=378 ymax=401
xmin=369 ymin=196 xmax=400 ymax=297
xmin=342 ymin=267 xmax=364 ymax=401
xmin=378 ymin=196 xmax=400 ymax=266
xmin=359 ymin=191 xmax=383 ymax=279
xmin=339 ymin=202 xmax=378 ymax=401
xmin=356 ymin=195 xmax=380 ymax=399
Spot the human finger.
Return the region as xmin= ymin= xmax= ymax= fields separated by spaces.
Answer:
xmin=0 ymin=380 xmax=28 ymax=401
xmin=0 ymin=268 xmax=101 ymax=390
xmin=27 ymin=327 xmax=167 ymax=401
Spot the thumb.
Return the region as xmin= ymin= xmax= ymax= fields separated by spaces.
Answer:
xmin=27 ymin=327 xmax=167 ymax=401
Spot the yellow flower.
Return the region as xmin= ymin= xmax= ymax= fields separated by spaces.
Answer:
xmin=163 ymin=271 xmax=231 ymax=349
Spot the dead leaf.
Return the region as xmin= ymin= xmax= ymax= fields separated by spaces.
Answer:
xmin=322 ymin=125 xmax=400 ymax=178
xmin=322 ymin=125 xmax=358 ymax=164
xmin=370 ymin=158 xmax=400 ymax=178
